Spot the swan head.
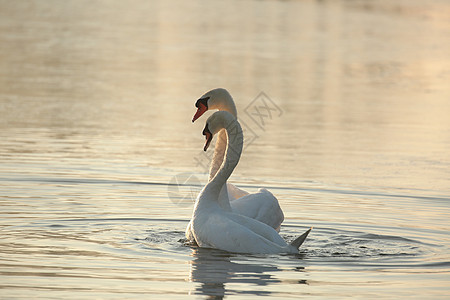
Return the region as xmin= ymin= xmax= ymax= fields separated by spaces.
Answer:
xmin=193 ymin=88 xmax=236 ymax=122
xmin=202 ymin=111 xmax=236 ymax=151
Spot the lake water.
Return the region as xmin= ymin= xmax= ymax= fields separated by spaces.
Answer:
xmin=1 ymin=0 xmax=449 ymax=298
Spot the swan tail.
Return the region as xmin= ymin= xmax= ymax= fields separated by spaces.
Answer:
xmin=290 ymin=227 xmax=312 ymax=249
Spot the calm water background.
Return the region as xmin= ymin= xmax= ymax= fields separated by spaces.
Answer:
xmin=1 ymin=0 xmax=449 ymax=298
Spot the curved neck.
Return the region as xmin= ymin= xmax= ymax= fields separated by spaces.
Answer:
xmin=209 ymin=129 xmax=227 ymax=181
xmin=202 ymin=120 xmax=243 ymax=200
xmin=209 ymin=96 xmax=238 ymax=180
xmin=219 ymin=98 xmax=237 ymax=119
xmin=210 ymin=94 xmax=238 ymax=119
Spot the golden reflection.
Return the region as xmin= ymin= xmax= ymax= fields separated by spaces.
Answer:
xmin=0 ymin=1 xmax=448 ymax=190
xmin=188 ymin=247 xmax=286 ymax=297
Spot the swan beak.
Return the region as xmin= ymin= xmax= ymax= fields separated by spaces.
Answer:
xmin=203 ymin=124 xmax=212 ymax=151
xmin=193 ymin=103 xmax=208 ymax=122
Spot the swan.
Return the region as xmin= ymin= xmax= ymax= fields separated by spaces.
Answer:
xmin=186 ymin=111 xmax=311 ymax=254
xmin=192 ymin=88 xmax=284 ymax=231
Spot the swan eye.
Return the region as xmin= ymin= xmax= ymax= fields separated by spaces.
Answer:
xmin=202 ymin=123 xmax=210 ymax=136
xmin=195 ymin=97 xmax=209 ymax=108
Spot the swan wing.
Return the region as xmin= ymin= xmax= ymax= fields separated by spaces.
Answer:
xmin=226 ymin=182 xmax=249 ymax=200
xmin=194 ymin=213 xmax=286 ymax=254
xmin=230 ymin=188 xmax=284 ymax=232
xmin=226 ymin=212 xmax=287 ymax=247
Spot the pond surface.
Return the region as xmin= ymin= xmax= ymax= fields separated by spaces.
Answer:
xmin=1 ymin=0 xmax=449 ymax=298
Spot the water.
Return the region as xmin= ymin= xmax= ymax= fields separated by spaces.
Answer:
xmin=1 ymin=0 xmax=449 ymax=298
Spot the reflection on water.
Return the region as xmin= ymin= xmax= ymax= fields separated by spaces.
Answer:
xmin=0 ymin=0 xmax=449 ymax=298
xmin=189 ymin=248 xmax=282 ymax=297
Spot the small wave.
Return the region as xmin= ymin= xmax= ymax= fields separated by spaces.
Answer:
xmin=5 ymin=176 xmax=448 ymax=205
xmin=281 ymin=225 xmax=433 ymax=260
xmin=355 ymin=233 xmax=424 ymax=244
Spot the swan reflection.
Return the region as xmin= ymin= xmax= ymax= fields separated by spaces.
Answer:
xmin=188 ymin=247 xmax=282 ymax=298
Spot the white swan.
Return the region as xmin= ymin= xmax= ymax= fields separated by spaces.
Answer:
xmin=192 ymin=88 xmax=284 ymax=231
xmin=186 ymin=111 xmax=311 ymax=254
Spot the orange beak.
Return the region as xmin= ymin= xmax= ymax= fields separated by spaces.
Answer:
xmin=192 ymin=102 xmax=208 ymax=123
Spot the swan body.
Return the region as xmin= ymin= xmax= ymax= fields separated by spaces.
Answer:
xmin=192 ymin=88 xmax=284 ymax=231
xmin=187 ymin=111 xmax=310 ymax=254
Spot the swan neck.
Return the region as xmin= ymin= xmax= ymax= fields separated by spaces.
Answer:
xmin=209 ymin=96 xmax=237 ymax=180
xmin=223 ymin=100 xmax=237 ymax=119
xmin=211 ymin=93 xmax=238 ymax=118
xmin=206 ymin=120 xmax=243 ymax=194
xmin=209 ymin=129 xmax=227 ymax=181
xmin=221 ymin=97 xmax=237 ymax=118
